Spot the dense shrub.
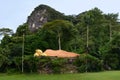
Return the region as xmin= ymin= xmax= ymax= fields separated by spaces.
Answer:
xmin=36 ymin=57 xmax=66 ymax=74
xmin=0 ymin=53 xmax=103 ymax=73
xmin=23 ymin=55 xmax=40 ymax=73
xmin=74 ymin=54 xmax=103 ymax=72
xmin=102 ymin=53 xmax=119 ymax=70
xmin=0 ymin=54 xmax=11 ymax=72
xmin=50 ymin=58 xmax=66 ymax=73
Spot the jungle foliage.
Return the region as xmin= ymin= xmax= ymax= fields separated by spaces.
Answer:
xmin=0 ymin=5 xmax=120 ymax=73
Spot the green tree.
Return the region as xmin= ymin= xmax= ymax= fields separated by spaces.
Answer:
xmin=0 ymin=35 xmax=12 ymax=47
xmin=42 ymin=20 xmax=75 ymax=50
xmin=0 ymin=28 xmax=13 ymax=36
xmin=0 ymin=46 xmax=11 ymax=72
xmin=15 ymin=23 xmax=31 ymax=36
xmin=76 ymin=8 xmax=104 ymax=53
xmin=104 ymin=13 xmax=119 ymax=41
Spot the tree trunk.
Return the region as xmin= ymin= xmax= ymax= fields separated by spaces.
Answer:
xmin=86 ymin=25 xmax=89 ymax=72
xmin=58 ymin=33 xmax=61 ymax=50
xmin=22 ymin=33 xmax=25 ymax=73
xmin=109 ymin=23 xmax=112 ymax=41
xmin=86 ymin=25 xmax=89 ymax=52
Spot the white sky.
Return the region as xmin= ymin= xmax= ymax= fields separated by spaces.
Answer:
xmin=0 ymin=0 xmax=120 ymax=32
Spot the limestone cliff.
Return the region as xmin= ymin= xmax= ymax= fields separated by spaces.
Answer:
xmin=27 ymin=4 xmax=65 ymax=32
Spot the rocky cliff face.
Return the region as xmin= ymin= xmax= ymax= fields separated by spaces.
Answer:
xmin=27 ymin=4 xmax=65 ymax=32
xmin=27 ymin=5 xmax=48 ymax=32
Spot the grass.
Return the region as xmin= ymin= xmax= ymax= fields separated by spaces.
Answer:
xmin=0 ymin=71 xmax=120 ymax=80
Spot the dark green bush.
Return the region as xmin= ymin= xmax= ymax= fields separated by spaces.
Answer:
xmin=102 ymin=53 xmax=119 ymax=70
xmin=74 ymin=54 xmax=103 ymax=73
xmin=50 ymin=58 xmax=66 ymax=74
xmin=13 ymin=57 xmax=22 ymax=72
xmin=0 ymin=54 xmax=11 ymax=72
xmin=23 ymin=55 xmax=40 ymax=73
